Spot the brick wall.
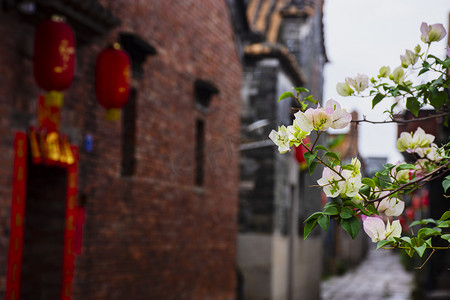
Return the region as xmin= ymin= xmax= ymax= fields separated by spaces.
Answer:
xmin=0 ymin=1 xmax=242 ymax=299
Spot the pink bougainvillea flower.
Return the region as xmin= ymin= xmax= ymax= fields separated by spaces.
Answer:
xmin=325 ymin=99 xmax=352 ymax=129
xmin=294 ymin=106 xmax=333 ymax=132
xmin=420 ymin=22 xmax=447 ymax=43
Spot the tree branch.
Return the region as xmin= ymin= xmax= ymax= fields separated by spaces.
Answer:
xmin=352 ymin=112 xmax=450 ymax=125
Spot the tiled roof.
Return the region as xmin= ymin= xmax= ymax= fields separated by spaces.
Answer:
xmin=246 ymin=0 xmax=319 ymax=43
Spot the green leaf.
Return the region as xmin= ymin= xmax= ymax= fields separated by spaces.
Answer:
xmin=418 ymin=227 xmax=441 ymax=240
xmin=437 ymin=220 xmax=450 ymax=228
xmin=377 ymin=239 xmax=393 ymax=250
xmin=439 ymin=210 xmax=450 ymax=222
xmin=395 ymin=164 xmax=416 ymax=171
xmin=430 ymin=90 xmax=447 ymax=110
xmin=304 ymin=151 xmax=316 ymax=167
xmin=304 ymin=212 xmax=323 ymax=223
xmin=308 ymin=161 xmax=318 ymax=175
xmin=359 ymin=185 xmax=370 ymax=198
xmin=304 ymin=218 xmax=318 ymax=239
xmin=404 ymin=247 xmax=415 ymax=258
xmin=294 ymin=87 xmax=309 ymax=93
xmin=414 ymin=243 xmax=427 ymax=258
xmin=361 ymin=178 xmax=375 ymax=189
xmin=406 ymin=97 xmax=421 ymax=117
xmin=366 ymin=203 xmax=379 ymax=215
xmin=341 ymin=216 xmax=360 ymax=240
xmin=431 ymin=74 xmax=444 ymax=85
xmin=314 ymin=145 xmax=328 ymax=152
xmin=400 ymin=236 xmax=412 ymax=246
xmin=304 ymin=152 xmax=318 ymax=174
xmin=374 ymin=173 xmax=392 ymax=189
xmin=443 ymin=177 xmax=450 ymax=193
xmin=441 ymin=234 xmax=450 ymax=242
xmin=303 ymin=94 xmax=317 ymax=104
xmin=318 ymin=214 xmax=330 ymax=231
xmin=409 ymin=220 xmax=422 ymax=227
xmin=323 ymin=206 xmax=339 ymax=216
xmin=340 ymin=207 xmax=353 ymax=219
xmin=372 ymin=93 xmax=385 ymax=108
xmin=278 ymin=91 xmax=295 ymax=102
xmin=324 ymin=201 xmax=340 ymax=209
xmin=324 ymin=152 xmax=341 ymax=165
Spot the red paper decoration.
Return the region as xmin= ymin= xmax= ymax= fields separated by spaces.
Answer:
xmin=95 ymin=43 xmax=131 ymax=120
xmin=34 ymin=16 xmax=75 ymax=106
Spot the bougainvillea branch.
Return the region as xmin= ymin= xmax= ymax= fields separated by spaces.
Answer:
xmin=270 ymin=22 xmax=450 ymax=261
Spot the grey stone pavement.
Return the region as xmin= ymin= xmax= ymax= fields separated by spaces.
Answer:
xmin=321 ymin=246 xmax=414 ymax=300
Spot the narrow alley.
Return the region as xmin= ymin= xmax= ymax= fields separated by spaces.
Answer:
xmin=321 ymin=246 xmax=414 ymax=300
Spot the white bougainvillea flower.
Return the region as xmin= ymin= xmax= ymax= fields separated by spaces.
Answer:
xmin=269 ymin=126 xmax=291 ymax=153
xmin=363 ymin=217 xmax=402 ymax=242
xmin=317 ymin=166 xmax=342 ymax=198
xmin=397 ymin=127 xmax=435 ymax=152
xmin=336 ymin=81 xmax=354 ymax=97
xmin=400 ymin=49 xmax=418 ymax=68
xmin=378 ymin=66 xmax=390 ymax=78
xmin=286 ymin=119 xmax=309 ymax=142
xmin=363 ymin=217 xmax=386 ymax=242
xmin=346 ymin=74 xmax=369 ymax=93
xmin=389 ymin=66 xmax=405 ymax=84
xmin=384 ymin=220 xmax=402 ymax=240
xmin=317 ymin=160 xmax=362 ymax=199
xmin=338 ymin=170 xmax=362 ymax=198
xmin=415 ymin=143 xmax=444 ymax=161
xmin=377 ymin=197 xmax=405 ymax=217
xmin=325 ymin=99 xmax=352 ymax=129
xmin=420 ymin=22 xmax=447 ymax=43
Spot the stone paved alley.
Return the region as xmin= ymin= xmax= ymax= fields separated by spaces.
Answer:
xmin=321 ymin=246 xmax=414 ymax=300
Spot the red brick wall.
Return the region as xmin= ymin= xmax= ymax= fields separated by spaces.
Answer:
xmin=0 ymin=1 xmax=242 ymax=299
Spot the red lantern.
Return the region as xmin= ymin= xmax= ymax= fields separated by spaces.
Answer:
xmin=295 ymin=137 xmax=311 ymax=170
xmin=95 ymin=43 xmax=131 ymax=121
xmin=34 ymin=16 xmax=75 ymax=107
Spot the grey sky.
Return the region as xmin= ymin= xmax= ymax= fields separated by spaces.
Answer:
xmin=323 ymin=0 xmax=450 ymax=162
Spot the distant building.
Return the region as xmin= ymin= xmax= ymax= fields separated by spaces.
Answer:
xmin=228 ymin=0 xmax=327 ymax=299
xmin=0 ymin=1 xmax=241 ymax=299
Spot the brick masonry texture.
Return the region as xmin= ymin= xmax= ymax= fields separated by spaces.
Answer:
xmin=0 ymin=1 xmax=242 ymax=299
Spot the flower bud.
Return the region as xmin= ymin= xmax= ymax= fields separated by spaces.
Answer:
xmin=389 ymin=66 xmax=405 ymax=84
xmin=336 ymin=82 xmax=354 ymax=96
xmin=400 ymin=50 xmax=418 ymax=68
xmin=414 ymin=44 xmax=421 ymax=54
xmin=378 ymin=66 xmax=390 ymax=78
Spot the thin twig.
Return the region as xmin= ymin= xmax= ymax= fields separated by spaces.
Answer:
xmin=415 ymin=249 xmax=435 ymax=270
xmin=352 ymin=112 xmax=450 ymax=125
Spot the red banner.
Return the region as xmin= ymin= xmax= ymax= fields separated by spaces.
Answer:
xmin=61 ymin=146 xmax=79 ymax=300
xmin=5 ymin=132 xmax=28 ymax=300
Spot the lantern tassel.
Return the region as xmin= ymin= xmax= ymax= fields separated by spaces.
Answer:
xmin=45 ymin=91 xmax=64 ymax=107
xmin=105 ymin=109 xmax=121 ymax=121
